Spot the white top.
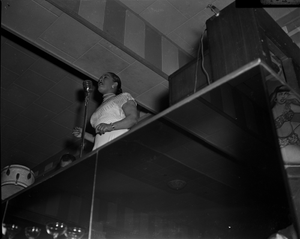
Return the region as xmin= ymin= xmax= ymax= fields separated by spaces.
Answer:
xmin=90 ymin=93 xmax=136 ymax=150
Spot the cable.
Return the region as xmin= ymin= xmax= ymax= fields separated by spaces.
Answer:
xmin=193 ymin=32 xmax=202 ymax=93
xmin=201 ymin=29 xmax=211 ymax=85
xmin=193 ymin=28 xmax=211 ymax=94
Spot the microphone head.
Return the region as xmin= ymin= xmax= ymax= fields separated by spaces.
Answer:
xmin=83 ymin=80 xmax=94 ymax=94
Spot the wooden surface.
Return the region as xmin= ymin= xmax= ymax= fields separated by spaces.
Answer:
xmin=168 ymin=51 xmax=212 ymax=105
xmin=206 ymin=4 xmax=268 ymax=81
xmin=206 ymin=2 xmax=300 ymax=90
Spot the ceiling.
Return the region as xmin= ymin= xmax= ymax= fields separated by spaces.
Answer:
xmin=1 ymin=0 xmax=300 ymax=176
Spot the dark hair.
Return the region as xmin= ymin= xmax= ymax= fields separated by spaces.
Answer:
xmin=108 ymin=72 xmax=123 ymax=95
xmin=270 ymin=85 xmax=290 ymax=108
xmin=60 ymin=153 xmax=76 ymax=162
xmin=56 ymin=153 xmax=76 ymax=169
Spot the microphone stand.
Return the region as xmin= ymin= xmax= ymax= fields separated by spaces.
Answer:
xmin=80 ymin=91 xmax=91 ymax=158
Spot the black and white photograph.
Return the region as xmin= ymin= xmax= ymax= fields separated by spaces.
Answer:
xmin=1 ymin=0 xmax=300 ymax=238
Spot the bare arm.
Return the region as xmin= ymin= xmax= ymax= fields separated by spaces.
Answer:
xmin=287 ymin=93 xmax=300 ymax=105
xmin=72 ymin=127 xmax=95 ymax=143
xmin=95 ymin=100 xmax=139 ymax=135
xmin=286 ymin=93 xmax=300 ymax=113
xmin=291 ymin=104 xmax=300 ymax=113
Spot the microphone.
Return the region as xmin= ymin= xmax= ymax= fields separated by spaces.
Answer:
xmin=83 ymin=80 xmax=94 ymax=95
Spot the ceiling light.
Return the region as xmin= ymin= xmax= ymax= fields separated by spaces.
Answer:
xmin=167 ymin=179 xmax=186 ymax=190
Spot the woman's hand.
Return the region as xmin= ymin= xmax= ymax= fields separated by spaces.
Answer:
xmin=95 ymin=123 xmax=113 ymax=135
xmin=72 ymin=127 xmax=82 ymax=138
xmin=94 ymin=100 xmax=138 ymax=136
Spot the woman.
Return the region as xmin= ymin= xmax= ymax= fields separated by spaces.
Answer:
xmin=270 ymin=85 xmax=300 ymax=164
xmin=73 ymin=72 xmax=139 ymax=151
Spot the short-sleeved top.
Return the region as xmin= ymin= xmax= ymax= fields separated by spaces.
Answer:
xmin=90 ymin=92 xmax=136 ymax=129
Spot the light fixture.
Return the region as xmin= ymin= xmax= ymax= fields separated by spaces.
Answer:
xmin=207 ymin=4 xmax=220 ymax=17
xmin=167 ymin=179 xmax=187 ymax=190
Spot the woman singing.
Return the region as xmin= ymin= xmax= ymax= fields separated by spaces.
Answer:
xmin=73 ymin=72 xmax=139 ymax=151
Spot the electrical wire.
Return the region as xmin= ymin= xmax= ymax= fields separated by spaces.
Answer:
xmin=201 ymin=29 xmax=211 ymax=85
xmin=193 ymin=28 xmax=211 ymax=94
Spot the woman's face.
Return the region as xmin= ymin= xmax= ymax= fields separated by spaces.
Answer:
xmin=97 ymin=73 xmax=116 ymax=94
xmin=276 ymin=91 xmax=288 ymax=104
